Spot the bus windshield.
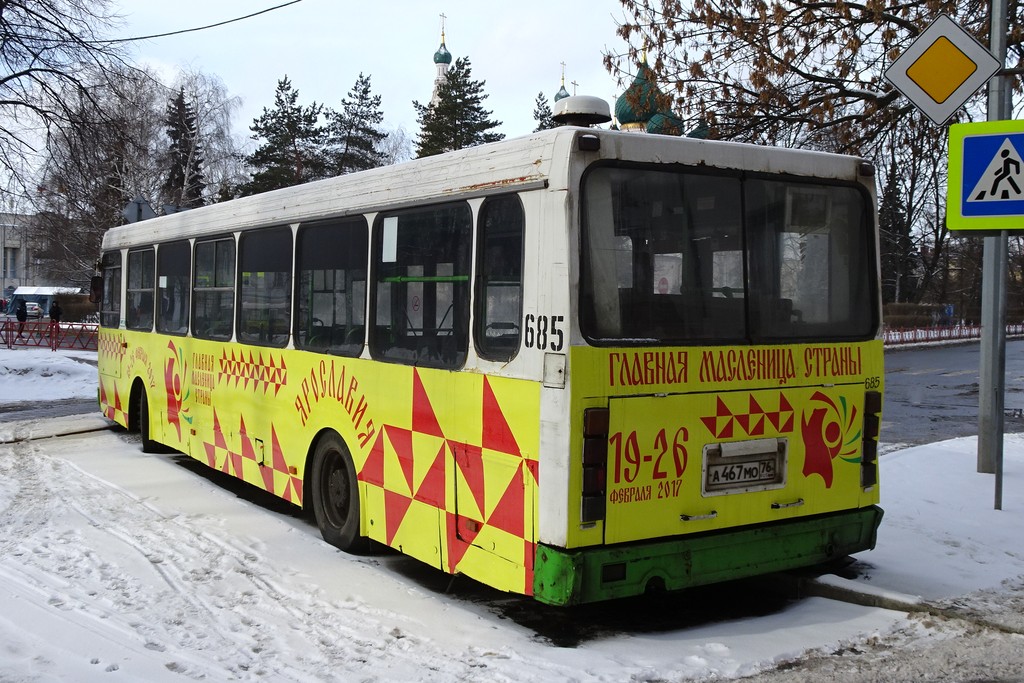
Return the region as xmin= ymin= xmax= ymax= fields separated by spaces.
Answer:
xmin=580 ymin=164 xmax=877 ymax=345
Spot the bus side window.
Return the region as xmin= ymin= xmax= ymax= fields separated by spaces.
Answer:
xmin=372 ymin=203 xmax=471 ymax=369
xmin=126 ymin=249 xmax=155 ymax=331
xmin=295 ymin=217 xmax=368 ymax=357
xmin=238 ymin=227 xmax=292 ymax=348
xmin=193 ymin=237 xmax=235 ymax=341
xmin=156 ymin=240 xmax=191 ymax=336
xmin=100 ymin=251 xmax=122 ymax=328
xmin=475 ymin=194 xmax=524 ymax=361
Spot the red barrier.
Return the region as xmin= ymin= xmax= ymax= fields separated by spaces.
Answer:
xmin=1 ymin=320 xmax=98 ymax=351
xmin=51 ymin=322 xmax=99 ymax=350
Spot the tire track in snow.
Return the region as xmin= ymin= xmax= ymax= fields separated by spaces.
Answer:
xmin=1 ymin=434 xmax=547 ymax=682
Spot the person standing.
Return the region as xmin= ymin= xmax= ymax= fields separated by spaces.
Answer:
xmin=48 ymin=300 xmax=63 ymax=346
xmin=15 ymin=299 xmax=27 ymax=338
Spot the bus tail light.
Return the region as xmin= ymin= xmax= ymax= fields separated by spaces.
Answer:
xmin=861 ymin=390 xmax=882 ymax=488
xmin=581 ymin=407 xmax=609 ymax=522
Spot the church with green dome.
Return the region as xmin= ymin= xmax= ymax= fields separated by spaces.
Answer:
xmin=430 ymin=28 xmax=453 ymax=106
xmin=424 ymin=27 xmax=706 ymax=138
xmin=613 ymin=57 xmax=708 ymax=138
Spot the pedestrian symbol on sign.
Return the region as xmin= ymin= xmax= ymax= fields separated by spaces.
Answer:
xmin=969 ymin=139 xmax=1024 ymax=203
xmin=947 ymin=120 xmax=1024 ymax=230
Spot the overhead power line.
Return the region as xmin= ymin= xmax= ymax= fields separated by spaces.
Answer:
xmin=101 ymin=0 xmax=303 ymax=45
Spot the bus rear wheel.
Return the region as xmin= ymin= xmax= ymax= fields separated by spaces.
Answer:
xmin=138 ymin=389 xmax=159 ymax=453
xmin=310 ymin=433 xmax=366 ymax=552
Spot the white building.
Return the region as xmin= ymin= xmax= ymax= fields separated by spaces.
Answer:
xmin=0 ymin=212 xmax=38 ymax=302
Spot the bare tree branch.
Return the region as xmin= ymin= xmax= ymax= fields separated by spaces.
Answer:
xmin=607 ymin=0 xmax=1019 ymax=153
xmin=0 ymin=0 xmax=127 ymax=197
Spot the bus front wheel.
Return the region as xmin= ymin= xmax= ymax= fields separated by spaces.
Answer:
xmin=310 ymin=433 xmax=366 ymax=552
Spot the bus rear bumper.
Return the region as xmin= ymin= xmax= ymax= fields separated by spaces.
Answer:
xmin=532 ymin=505 xmax=883 ymax=606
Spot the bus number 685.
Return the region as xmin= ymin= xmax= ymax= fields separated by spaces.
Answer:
xmin=524 ymin=314 xmax=564 ymax=352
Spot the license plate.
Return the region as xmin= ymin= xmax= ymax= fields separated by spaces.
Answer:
xmin=702 ymin=438 xmax=786 ymax=495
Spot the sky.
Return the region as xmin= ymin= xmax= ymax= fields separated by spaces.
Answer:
xmin=1 ymin=346 xmax=1024 ymax=680
xmin=111 ymin=0 xmax=631 ymax=148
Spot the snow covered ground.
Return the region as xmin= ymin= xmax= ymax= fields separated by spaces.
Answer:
xmin=1 ymin=348 xmax=1023 ymax=682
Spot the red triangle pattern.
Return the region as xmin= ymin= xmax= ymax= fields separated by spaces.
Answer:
xmin=272 ymin=427 xmax=303 ymax=505
xmin=482 ymin=378 xmax=520 ymax=455
xmin=751 ymin=397 xmax=764 ymax=434
xmin=359 ymin=430 xmax=386 ymax=486
xmin=197 ymin=411 xmax=304 ymax=504
xmin=221 ymin=415 xmax=247 ymax=478
xmin=203 ymin=409 xmax=227 ymax=468
xmin=385 ymin=490 xmax=413 ymax=546
xmin=386 ymin=426 xmax=415 ymax=494
xmin=452 ymin=441 xmax=485 ymax=517
xmin=250 ymin=424 xmax=303 ymax=503
xmin=256 ymin=427 xmax=277 ymax=494
xmin=412 ymin=369 xmax=444 ymax=437
xmin=700 ymin=397 xmax=733 ymax=438
xmin=486 ymin=461 xmax=525 ymax=537
xmin=174 ymin=353 xmax=539 ymax=592
xmin=444 ymin=511 xmax=479 ymax=573
xmin=700 ymin=393 xmax=796 ymax=439
xmin=413 ymin=443 xmax=447 ymax=507
xmin=101 ymin=382 xmax=126 ymax=424
xmin=346 ymin=370 xmax=537 ymax=587
xmin=218 ymin=348 xmax=288 ymax=395
xmin=524 ymin=459 xmax=539 ymax=485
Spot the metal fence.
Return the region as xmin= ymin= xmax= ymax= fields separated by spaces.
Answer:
xmin=1 ymin=320 xmax=98 ymax=351
xmin=882 ymin=323 xmax=1024 ymax=346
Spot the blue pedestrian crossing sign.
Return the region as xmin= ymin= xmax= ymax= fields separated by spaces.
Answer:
xmin=948 ymin=120 xmax=1024 ymax=231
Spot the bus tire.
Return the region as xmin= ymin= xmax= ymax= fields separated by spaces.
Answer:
xmin=310 ymin=433 xmax=366 ymax=553
xmin=139 ymin=390 xmax=159 ymax=454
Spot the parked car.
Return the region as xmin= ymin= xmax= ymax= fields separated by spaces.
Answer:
xmin=24 ymin=302 xmax=42 ymax=318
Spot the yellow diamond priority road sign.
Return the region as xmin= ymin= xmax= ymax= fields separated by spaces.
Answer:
xmin=885 ymin=15 xmax=1000 ymax=125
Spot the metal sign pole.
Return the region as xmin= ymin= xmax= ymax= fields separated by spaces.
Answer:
xmin=978 ymin=0 xmax=1010 ymax=508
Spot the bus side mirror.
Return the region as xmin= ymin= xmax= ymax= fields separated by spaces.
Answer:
xmin=89 ymin=275 xmax=103 ymax=304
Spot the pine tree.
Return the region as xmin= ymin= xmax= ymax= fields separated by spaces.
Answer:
xmin=326 ymin=73 xmax=387 ymax=175
xmin=162 ymin=87 xmax=206 ymax=209
xmin=243 ymin=77 xmax=327 ymax=195
xmin=878 ymin=161 xmax=918 ymax=304
xmin=533 ymin=92 xmax=557 ymax=131
xmin=413 ymin=57 xmax=503 ymax=158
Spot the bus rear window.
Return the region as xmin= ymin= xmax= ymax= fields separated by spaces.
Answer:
xmin=580 ymin=165 xmax=876 ymax=345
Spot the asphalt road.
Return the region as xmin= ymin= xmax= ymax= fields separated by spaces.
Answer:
xmin=0 ymin=396 xmax=98 ymax=422
xmin=882 ymin=338 xmax=1024 ymax=447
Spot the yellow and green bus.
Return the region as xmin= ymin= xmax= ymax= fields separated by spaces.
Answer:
xmin=96 ymin=125 xmax=883 ymax=606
